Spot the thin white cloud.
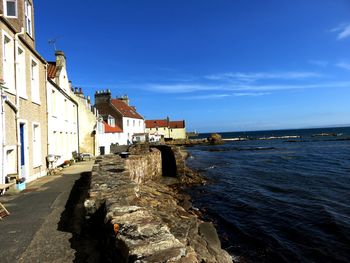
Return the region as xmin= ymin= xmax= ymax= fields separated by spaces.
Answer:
xmin=336 ymin=62 xmax=350 ymax=71
xmin=205 ymin=71 xmax=321 ymax=82
xmin=146 ymin=84 xmax=222 ymax=93
xmin=330 ymin=23 xmax=350 ymax=40
xmin=146 ymin=81 xmax=350 ymax=93
xmin=180 ymin=94 xmax=231 ymax=100
xmin=233 ymin=92 xmax=271 ymax=97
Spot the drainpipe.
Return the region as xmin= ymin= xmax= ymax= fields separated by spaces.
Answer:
xmin=14 ymin=28 xmax=25 ymax=179
xmin=0 ymin=83 xmax=7 ymax=184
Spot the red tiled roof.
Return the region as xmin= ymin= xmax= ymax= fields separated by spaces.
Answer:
xmin=47 ymin=62 xmax=56 ymax=79
xmin=111 ymin=99 xmax=143 ymax=119
xmin=145 ymin=119 xmax=168 ymax=128
xmin=103 ymin=121 xmax=122 ymax=133
xmin=170 ymin=121 xmax=185 ymax=129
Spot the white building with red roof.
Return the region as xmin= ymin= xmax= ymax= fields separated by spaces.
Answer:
xmin=94 ymin=90 xmax=145 ymax=151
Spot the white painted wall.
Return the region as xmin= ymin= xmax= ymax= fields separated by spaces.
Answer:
xmin=47 ymin=81 xmax=78 ymax=166
xmin=122 ymin=117 xmax=145 ymax=145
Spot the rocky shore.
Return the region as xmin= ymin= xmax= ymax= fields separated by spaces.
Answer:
xmin=84 ymin=144 xmax=232 ymax=262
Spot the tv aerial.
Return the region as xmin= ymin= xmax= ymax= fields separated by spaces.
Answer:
xmin=48 ymin=36 xmax=61 ymax=51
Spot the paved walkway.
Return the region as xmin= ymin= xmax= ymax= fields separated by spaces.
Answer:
xmin=0 ymin=161 xmax=94 ymax=263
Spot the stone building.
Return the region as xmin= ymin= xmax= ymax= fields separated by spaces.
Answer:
xmin=0 ymin=0 xmax=48 ymax=186
xmin=72 ymin=88 xmax=99 ymax=155
xmin=94 ymin=90 xmax=145 ymax=150
xmin=46 ymin=51 xmax=79 ymax=166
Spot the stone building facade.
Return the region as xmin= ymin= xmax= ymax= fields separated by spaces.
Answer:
xmin=72 ymin=88 xmax=99 ymax=155
xmin=0 ymin=0 xmax=48 ymax=185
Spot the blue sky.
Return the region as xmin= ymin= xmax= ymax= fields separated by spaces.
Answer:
xmin=35 ymin=0 xmax=350 ymax=132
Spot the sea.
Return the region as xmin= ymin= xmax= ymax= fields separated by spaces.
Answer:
xmin=185 ymin=127 xmax=350 ymax=263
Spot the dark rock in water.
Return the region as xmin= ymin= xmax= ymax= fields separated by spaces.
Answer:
xmin=208 ymin=133 xmax=224 ymax=145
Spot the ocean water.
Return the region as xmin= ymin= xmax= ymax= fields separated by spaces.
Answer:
xmin=185 ymin=127 xmax=350 ymax=263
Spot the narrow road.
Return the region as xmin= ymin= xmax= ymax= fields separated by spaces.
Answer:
xmin=0 ymin=161 xmax=94 ymax=263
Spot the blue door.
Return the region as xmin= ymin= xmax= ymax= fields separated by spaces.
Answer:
xmin=20 ymin=123 xmax=26 ymax=177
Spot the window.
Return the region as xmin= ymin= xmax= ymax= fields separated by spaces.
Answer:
xmin=32 ymin=123 xmax=41 ymax=167
xmin=24 ymin=1 xmax=32 ymax=36
xmin=2 ymin=32 xmax=15 ymax=92
xmin=5 ymin=146 xmax=16 ymax=174
xmin=98 ymin=122 xmax=104 ymax=133
xmin=17 ymin=46 xmax=26 ymax=98
xmin=30 ymin=58 xmax=40 ymax=103
xmin=4 ymin=0 xmax=17 ymax=17
xmin=108 ymin=116 xmax=115 ymax=127
xmin=127 ymin=119 xmax=129 ymax=126
xmin=133 ymin=120 xmax=135 ymax=127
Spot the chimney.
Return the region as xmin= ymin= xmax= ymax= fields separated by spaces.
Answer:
xmin=79 ymin=87 xmax=82 ymax=94
xmin=119 ymin=95 xmax=129 ymax=106
xmin=94 ymin=89 xmax=111 ymax=105
xmin=55 ymin=50 xmax=66 ymax=70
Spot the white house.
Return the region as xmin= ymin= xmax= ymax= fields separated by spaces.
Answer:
xmin=46 ymin=51 xmax=78 ymax=166
xmin=94 ymin=90 xmax=145 ymax=150
xmin=96 ymin=115 xmax=123 ymax=155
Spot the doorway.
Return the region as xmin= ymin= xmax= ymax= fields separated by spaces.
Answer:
xmin=19 ymin=123 xmax=26 ymax=178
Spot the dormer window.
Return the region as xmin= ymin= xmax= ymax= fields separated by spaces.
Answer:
xmin=24 ymin=0 xmax=32 ymax=36
xmin=4 ymin=0 xmax=17 ymax=17
xmin=108 ymin=116 xmax=115 ymax=127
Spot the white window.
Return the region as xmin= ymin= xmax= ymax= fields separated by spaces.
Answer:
xmin=98 ymin=122 xmax=104 ymax=133
xmin=5 ymin=146 xmax=16 ymax=174
xmin=32 ymin=123 xmax=41 ymax=167
xmin=4 ymin=0 xmax=17 ymax=17
xmin=2 ymin=32 xmax=15 ymax=92
xmin=30 ymin=58 xmax=40 ymax=103
xmin=16 ymin=45 xmax=26 ymax=98
xmin=24 ymin=1 xmax=32 ymax=36
xmin=108 ymin=116 xmax=115 ymax=127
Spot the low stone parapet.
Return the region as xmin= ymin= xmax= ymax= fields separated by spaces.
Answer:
xmin=84 ymin=152 xmax=232 ymax=263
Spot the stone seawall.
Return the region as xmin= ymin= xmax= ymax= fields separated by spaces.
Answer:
xmin=125 ymin=148 xmax=162 ymax=183
xmin=84 ymin=145 xmax=232 ymax=263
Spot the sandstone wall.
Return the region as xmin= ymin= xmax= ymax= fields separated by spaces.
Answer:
xmin=125 ymin=148 xmax=162 ymax=183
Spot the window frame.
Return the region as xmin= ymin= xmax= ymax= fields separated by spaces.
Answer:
xmin=4 ymin=0 xmax=18 ymax=18
xmin=24 ymin=0 xmax=33 ymax=37
xmin=16 ymin=44 xmax=27 ymax=99
xmin=2 ymin=30 xmax=15 ymax=94
xmin=32 ymin=122 xmax=42 ymax=168
xmin=30 ymin=56 xmax=40 ymax=104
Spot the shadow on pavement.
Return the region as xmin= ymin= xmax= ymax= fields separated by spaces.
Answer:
xmin=58 ymin=172 xmax=102 ymax=263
